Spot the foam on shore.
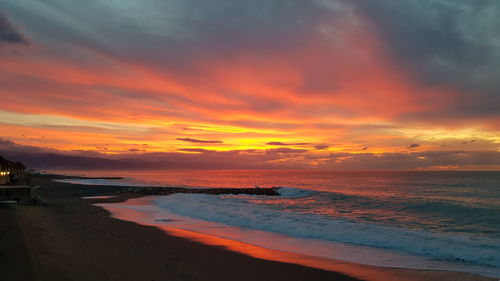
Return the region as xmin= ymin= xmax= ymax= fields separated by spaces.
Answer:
xmin=97 ymin=195 xmax=500 ymax=279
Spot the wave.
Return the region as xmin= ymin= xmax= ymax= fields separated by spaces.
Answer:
xmin=277 ymin=187 xmax=500 ymax=236
xmin=153 ymin=192 xmax=500 ymax=269
xmin=59 ymin=176 xmax=500 ymax=237
xmin=276 ymin=186 xmax=318 ymax=198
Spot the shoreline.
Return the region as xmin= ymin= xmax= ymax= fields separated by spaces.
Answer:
xmin=0 ymin=174 xmax=496 ymax=281
xmin=99 ymin=195 xmax=499 ymax=281
xmin=1 ymin=174 xmax=361 ymax=281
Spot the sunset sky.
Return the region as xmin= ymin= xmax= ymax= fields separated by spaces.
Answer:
xmin=1 ymin=0 xmax=499 ymax=170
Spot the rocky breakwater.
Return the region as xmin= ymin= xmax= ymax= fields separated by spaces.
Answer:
xmin=121 ymin=186 xmax=280 ymax=196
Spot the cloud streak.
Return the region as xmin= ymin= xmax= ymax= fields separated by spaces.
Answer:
xmin=314 ymin=145 xmax=329 ymax=150
xmin=177 ymin=138 xmax=223 ymax=144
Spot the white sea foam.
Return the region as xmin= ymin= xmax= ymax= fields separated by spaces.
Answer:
xmin=276 ymin=186 xmax=318 ymax=198
xmin=97 ymin=195 xmax=500 ymax=278
xmin=153 ymin=192 xmax=500 ymax=271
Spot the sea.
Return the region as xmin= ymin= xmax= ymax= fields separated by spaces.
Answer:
xmin=51 ymin=170 xmax=500 ymax=278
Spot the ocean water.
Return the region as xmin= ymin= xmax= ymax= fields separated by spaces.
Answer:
xmin=53 ymin=170 xmax=500 ymax=277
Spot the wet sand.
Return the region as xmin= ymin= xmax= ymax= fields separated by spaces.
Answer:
xmin=0 ymin=174 xmax=495 ymax=281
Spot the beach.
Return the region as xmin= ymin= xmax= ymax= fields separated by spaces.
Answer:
xmin=0 ymin=174 xmax=496 ymax=281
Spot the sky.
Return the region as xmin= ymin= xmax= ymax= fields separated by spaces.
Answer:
xmin=0 ymin=0 xmax=499 ymax=170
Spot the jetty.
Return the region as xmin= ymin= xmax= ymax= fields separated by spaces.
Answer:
xmin=119 ymin=186 xmax=280 ymax=196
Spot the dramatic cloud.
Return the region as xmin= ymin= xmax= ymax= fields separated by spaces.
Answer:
xmin=0 ymin=1 xmax=498 ymax=170
xmin=176 ymin=138 xmax=223 ymax=144
xmin=0 ymin=11 xmax=29 ymax=45
xmin=352 ymin=0 xmax=500 ymax=120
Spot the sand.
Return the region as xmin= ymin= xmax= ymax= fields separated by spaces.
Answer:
xmin=0 ymin=174 xmax=495 ymax=281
